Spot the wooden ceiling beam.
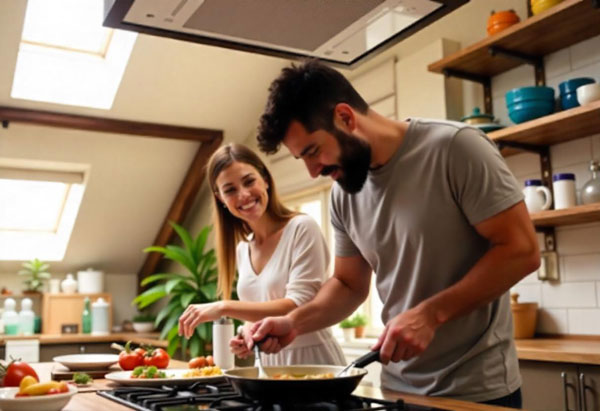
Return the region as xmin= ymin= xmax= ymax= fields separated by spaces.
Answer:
xmin=0 ymin=106 xmax=220 ymax=142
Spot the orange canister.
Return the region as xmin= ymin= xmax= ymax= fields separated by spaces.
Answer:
xmin=487 ymin=10 xmax=520 ymax=36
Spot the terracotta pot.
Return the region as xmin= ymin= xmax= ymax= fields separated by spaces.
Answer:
xmin=511 ymin=293 xmax=538 ymax=339
xmin=354 ymin=326 xmax=365 ymax=339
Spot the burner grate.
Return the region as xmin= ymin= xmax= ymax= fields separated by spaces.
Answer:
xmin=97 ymin=381 xmax=445 ymax=411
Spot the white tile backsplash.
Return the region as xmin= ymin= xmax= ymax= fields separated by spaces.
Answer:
xmin=519 ymin=271 xmax=540 ymax=284
xmin=512 ymin=284 xmax=542 ymax=305
xmin=505 ymin=152 xmax=541 ymax=177
xmin=556 ymin=224 xmax=600 ymax=255
xmin=544 ymin=48 xmax=571 ymax=80
xmin=491 ymin=64 xmax=535 ymax=99
xmin=549 ymin=138 xmax=592 ymax=168
xmin=570 ymin=34 xmax=600 ymax=71
xmin=563 ymin=254 xmax=600 ymax=282
xmin=592 ymin=134 xmax=600 ymax=160
xmin=568 ymin=309 xmax=600 ymax=334
xmin=541 ymin=282 xmax=597 ymax=308
xmin=537 ymin=308 xmax=569 ymax=334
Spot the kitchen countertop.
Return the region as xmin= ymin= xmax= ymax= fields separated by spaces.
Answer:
xmin=340 ymin=336 xmax=600 ymax=365
xmin=29 ymin=361 xmax=513 ymax=411
xmin=0 ymin=332 xmax=168 ymax=347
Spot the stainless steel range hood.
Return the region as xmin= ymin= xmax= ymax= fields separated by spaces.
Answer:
xmin=104 ymin=0 xmax=468 ymax=67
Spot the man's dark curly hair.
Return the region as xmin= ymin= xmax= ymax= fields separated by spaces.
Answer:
xmin=257 ymin=59 xmax=369 ymax=154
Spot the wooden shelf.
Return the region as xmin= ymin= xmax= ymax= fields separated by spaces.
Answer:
xmin=488 ymin=99 xmax=600 ymax=156
xmin=530 ymin=203 xmax=600 ymax=227
xmin=428 ymin=0 xmax=600 ymax=78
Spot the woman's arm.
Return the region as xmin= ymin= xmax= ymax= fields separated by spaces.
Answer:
xmin=179 ymin=298 xmax=297 ymax=339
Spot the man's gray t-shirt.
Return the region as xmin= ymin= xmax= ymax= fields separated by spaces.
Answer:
xmin=330 ymin=118 xmax=524 ymax=402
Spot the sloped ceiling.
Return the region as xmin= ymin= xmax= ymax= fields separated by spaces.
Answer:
xmin=0 ymin=0 xmax=289 ymax=275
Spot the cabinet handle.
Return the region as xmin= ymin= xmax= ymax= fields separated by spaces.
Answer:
xmin=579 ymin=373 xmax=587 ymax=411
xmin=562 ymin=372 xmax=575 ymax=411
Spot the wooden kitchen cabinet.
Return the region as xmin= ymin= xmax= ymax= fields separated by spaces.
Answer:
xmin=520 ymin=360 xmax=600 ymax=411
xmin=41 ymin=293 xmax=112 ymax=334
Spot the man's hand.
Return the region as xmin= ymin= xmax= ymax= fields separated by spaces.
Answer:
xmin=247 ymin=316 xmax=298 ymax=353
xmin=178 ymin=302 xmax=224 ymax=339
xmin=372 ymin=303 xmax=440 ymax=364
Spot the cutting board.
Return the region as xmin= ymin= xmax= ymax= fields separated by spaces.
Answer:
xmin=51 ymin=364 xmax=121 ymax=381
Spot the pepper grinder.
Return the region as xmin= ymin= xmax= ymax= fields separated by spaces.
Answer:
xmin=212 ymin=317 xmax=234 ymax=370
xmin=582 ymin=160 xmax=600 ymax=205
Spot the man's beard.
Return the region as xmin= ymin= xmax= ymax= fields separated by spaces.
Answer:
xmin=320 ymin=128 xmax=371 ymax=194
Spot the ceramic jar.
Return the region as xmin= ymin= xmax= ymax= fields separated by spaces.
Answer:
xmin=61 ymin=273 xmax=78 ymax=294
xmin=523 ymin=179 xmax=552 ymax=213
xmin=552 ymin=173 xmax=577 ymax=209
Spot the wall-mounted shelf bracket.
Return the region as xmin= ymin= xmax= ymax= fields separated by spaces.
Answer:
xmin=496 ymin=140 xmax=553 ymax=189
xmin=488 ymin=46 xmax=546 ymax=86
xmin=442 ymin=68 xmax=492 ymax=114
xmin=538 ymin=226 xmax=556 ymax=252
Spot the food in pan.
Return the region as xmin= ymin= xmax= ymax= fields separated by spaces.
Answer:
xmin=182 ymin=365 xmax=222 ymax=378
xmin=271 ymin=372 xmax=334 ymax=380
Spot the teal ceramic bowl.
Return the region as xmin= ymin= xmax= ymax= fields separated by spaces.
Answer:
xmin=508 ymin=100 xmax=555 ymax=124
xmin=506 ymin=86 xmax=555 ymax=105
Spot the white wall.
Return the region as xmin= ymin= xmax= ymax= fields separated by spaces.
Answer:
xmin=501 ymin=35 xmax=600 ymax=335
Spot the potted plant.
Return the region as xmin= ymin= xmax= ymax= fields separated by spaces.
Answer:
xmin=351 ymin=313 xmax=368 ymax=339
xmin=339 ymin=317 xmax=355 ymax=342
xmin=133 ymin=222 xmax=219 ymax=359
xmin=132 ymin=312 xmax=156 ymax=333
xmin=18 ymin=258 xmax=51 ymax=293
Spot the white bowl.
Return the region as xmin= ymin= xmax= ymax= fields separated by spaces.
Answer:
xmin=576 ymin=83 xmax=600 ymax=105
xmin=132 ymin=322 xmax=155 ymax=333
xmin=0 ymin=385 xmax=77 ymax=411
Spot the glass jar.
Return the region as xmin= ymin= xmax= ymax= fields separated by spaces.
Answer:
xmin=581 ymin=160 xmax=600 ymax=205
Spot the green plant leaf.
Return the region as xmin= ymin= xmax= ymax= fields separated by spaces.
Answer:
xmin=167 ymin=335 xmax=180 ymax=357
xmin=199 ymin=283 xmax=217 ymax=301
xmin=132 ymin=284 xmax=167 ymax=309
xmin=141 ymin=273 xmax=191 ymax=287
xmin=189 ymin=334 xmax=200 ymax=358
xmin=160 ymin=310 xmax=181 ymax=340
xmin=165 ymin=279 xmax=183 ymax=294
xmin=194 ymin=226 xmax=211 ymax=260
xmin=197 ymin=322 xmax=209 ymax=341
xmin=180 ymin=292 xmax=196 ymax=308
xmin=170 ymin=221 xmax=196 ymax=263
xmin=165 ymin=245 xmax=196 ymax=274
xmin=155 ymin=298 xmax=181 ymax=326
xmin=38 ymin=272 xmax=51 ymax=279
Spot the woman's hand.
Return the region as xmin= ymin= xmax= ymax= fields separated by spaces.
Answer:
xmin=178 ymin=302 xmax=225 ymax=339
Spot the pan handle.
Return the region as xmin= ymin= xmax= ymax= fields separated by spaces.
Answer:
xmin=352 ymin=350 xmax=380 ymax=368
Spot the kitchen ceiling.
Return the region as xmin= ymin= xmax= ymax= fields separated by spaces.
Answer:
xmin=103 ymin=0 xmax=469 ymax=67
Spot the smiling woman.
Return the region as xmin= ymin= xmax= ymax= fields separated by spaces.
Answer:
xmin=177 ymin=143 xmax=346 ymax=367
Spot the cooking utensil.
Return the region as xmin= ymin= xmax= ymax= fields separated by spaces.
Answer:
xmin=253 ymin=342 xmax=269 ymax=378
xmin=224 ymin=349 xmax=380 ymax=403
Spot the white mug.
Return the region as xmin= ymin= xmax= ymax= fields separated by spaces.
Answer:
xmin=523 ymin=180 xmax=552 ymax=213
xmin=553 ymin=173 xmax=577 ymax=209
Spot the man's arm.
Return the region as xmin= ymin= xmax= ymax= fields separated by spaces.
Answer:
xmin=374 ymin=201 xmax=540 ymax=363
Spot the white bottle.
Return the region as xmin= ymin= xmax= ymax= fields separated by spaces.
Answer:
xmin=213 ymin=317 xmax=234 ymax=370
xmin=91 ymin=297 xmax=110 ymax=336
xmin=18 ymin=298 xmax=35 ymax=335
xmin=61 ymin=273 xmax=78 ymax=294
xmin=2 ymin=298 xmax=19 ymax=335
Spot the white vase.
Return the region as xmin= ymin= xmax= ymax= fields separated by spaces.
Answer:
xmin=342 ymin=328 xmax=354 ymax=342
xmin=61 ymin=274 xmax=78 ymax=294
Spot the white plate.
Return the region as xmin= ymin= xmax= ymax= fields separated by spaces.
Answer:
xmin=53 ymin=354 xmax=119 ymax=370
xmin=104 ymin=368 xmax=225 ymax=386
xmin=0 ymin=385 xmax=77 ymax=411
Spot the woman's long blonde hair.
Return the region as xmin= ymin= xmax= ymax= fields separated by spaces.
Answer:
xmin=207 ymin=143 xmax=297 ymax=300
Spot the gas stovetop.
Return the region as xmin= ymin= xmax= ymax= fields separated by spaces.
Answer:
xmin=97 ymin=380 xmax=447 ymax=411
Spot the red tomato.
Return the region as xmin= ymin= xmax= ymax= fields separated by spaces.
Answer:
xmin=0 ymin=360 xmax=39 ymax=387
xmin=143 ymin=348 xmax=170 ymax=369
xmin=118 ymin=341 xmax=144 ymax=371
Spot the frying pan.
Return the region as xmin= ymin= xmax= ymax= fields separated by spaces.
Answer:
xmin=223 ymin=350 xmax=380 ymax=403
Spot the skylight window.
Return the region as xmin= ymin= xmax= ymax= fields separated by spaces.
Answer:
xmin=11 ymin=0 xmax=137 ymax=109
xmin=0 ymin=162 xmax=87 ymax=261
